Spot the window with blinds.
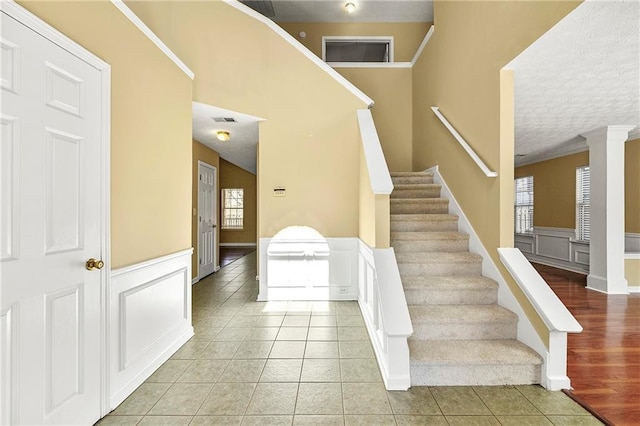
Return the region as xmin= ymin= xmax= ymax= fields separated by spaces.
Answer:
xmin=576 ymin=166 xmax=590 ymax=241
xmin=222 ymin=188 xmax=244 ymax=230
xmin=514 ymin=176 xmax=534 ymax=234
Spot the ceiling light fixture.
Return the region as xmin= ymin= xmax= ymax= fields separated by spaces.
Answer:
xmin=345 ymin=2 xmax=356 ymax=14
xmin=216 ymin=130 xmax=231 ymax=142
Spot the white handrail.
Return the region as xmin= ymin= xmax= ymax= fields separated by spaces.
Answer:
xmin=357 ymin=109 xmax=393 ymax=195
xmin=431 ymin=107 xmax=498 ymax=178
xmin=498 ymin=248 xmax=582 ymax=333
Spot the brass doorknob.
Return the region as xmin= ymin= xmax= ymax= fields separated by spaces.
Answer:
xmin=86 ymin=258 xmax=104 ymax=271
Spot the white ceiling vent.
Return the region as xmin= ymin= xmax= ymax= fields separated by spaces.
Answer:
xmin=212 ymin=117 xmax=237 ymax=123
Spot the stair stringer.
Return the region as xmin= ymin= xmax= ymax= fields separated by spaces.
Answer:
xmin=426 ymin=165 xmax=555 ymax=390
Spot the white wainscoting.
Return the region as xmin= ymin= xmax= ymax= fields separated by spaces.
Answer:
xmin=109 ymin=249 xmax=193 ymax=409
xmin=515 ymin=228 xmax=589 ymax=275
xmin=516 ymin=229 xmax=640 ymax=276
xmin=258 ymin=238 xmax=358 ymax=301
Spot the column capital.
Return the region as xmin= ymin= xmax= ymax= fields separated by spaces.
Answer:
xmin=581 ymin=125 xmax=636 ymax=146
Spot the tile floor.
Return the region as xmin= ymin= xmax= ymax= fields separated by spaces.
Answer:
xmin=98 ymin=253 xmax=602 ymax=425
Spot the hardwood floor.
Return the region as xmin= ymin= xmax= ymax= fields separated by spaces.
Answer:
xmin=219 ymin=246 xmax=256 ymax=267
xmin=534 ymin=263 xmax=640 ymax=426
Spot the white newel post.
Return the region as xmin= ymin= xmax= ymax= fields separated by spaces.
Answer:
xmin=582 ymin=125 xmax=635 ymax=294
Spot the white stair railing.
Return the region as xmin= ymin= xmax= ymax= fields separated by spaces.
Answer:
xmin=498 ymin=248 xmax=582 ymax=390
xmin=431 ymin=106 xmax=498 ymax=178
xmin=357 ymin=109 xmax=413 ymax=390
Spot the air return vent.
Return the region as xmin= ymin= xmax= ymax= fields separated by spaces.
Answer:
xmin=240 ymin=0 xmax=276 ymax=18
xmin=212 ymin=117 xmax=237 ymax=123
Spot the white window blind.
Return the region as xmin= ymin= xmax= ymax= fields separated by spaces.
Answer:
xmin=514 ymin=176 xmax=534 ymax=234
xmin=222 ymin=188 xmax=244 ymax=230
xmin=576 ymin=166 xmax=590 ymax=241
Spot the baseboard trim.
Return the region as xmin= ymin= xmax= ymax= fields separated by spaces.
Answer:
xmin=219 ymin=243 xmax=257 ymax=247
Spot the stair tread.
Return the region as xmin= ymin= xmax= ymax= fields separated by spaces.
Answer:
xmin=408 ymin=304 xmax=517 ymax=323
xmin=393 ymin=184 xmax=441 ymax=190
xmin=391 ymin=198 xmax=448 ymax=204
xmin=396 ymin=252 xmax=482 ymax=263
xmin=402 ymin=275 xmax=498 ymax=290
xmin=391 ymin=231 xmax=468 ymax=241
xmin=408 ymin=339 xmax=543 ymax=365
xmin=390 ymin=214 xmax=458 ymax=222
xmin=391 ymin=171 xmax=433 ymax=177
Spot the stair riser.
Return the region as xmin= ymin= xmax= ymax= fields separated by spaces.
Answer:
xmin=390 ymin=221 xmax=458 ymax=232
xmin=410 ymin=364 xmax=541 ymax=386
xmin=391 ymin=188 xmax=441 ymax=199
xmin=405 ymin=289 xmax=497 ymax=306
xmin=397 ymin=261 xmax=482 ymax=276
xmin=392 ymin=239 xmax=469 ymax=253
xmin=391 ymin=176 xmax=434 ymax=185
xmin=390 ymin=203 xmax=449 ymax=214
xmin=411 ymin=321 xmax=516 ymax=340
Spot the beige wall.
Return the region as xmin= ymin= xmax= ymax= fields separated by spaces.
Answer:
xmin=277 ymin=22 xmax=429 ymax=172
xmin=192 ymin=141 xmax=220 ymax=278
xmin=515 ymin=152 xmax=589 ymax=229
xmin=625 ymin=139 xmax=640 ymax=234
xmin=19 ymin=1 xmax=193 ymax=269
xmin=337 ymin=68 xmax=413 ymax=171
xmin=127 ymin=1 xmax=369 ymax=240
xmin=278 ymin=22 xmax=430 ymax=63
xmin=626 ymin=259 xmax=640 ymax=287
xmin=219 ymin=159 xmax=257 ymax=245
xmin=515 ymin=138 xmax=640 ymax=233
xmin=412 ymin=0 xmax=581 ymax=344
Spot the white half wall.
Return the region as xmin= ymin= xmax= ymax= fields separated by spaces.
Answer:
xmin=516 ymin=228 xmax=640 ymax=277
xmin=258 ymin=238 xmax=358 ymax=301
xmin=109 ymin=249 xmax=193 ymax=409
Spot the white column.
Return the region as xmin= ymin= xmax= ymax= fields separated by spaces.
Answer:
xmin=582 ymin=125 xmax=635 ymax=294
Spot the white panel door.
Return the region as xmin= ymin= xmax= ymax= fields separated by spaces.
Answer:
xmin=0 ymin=11 xmax=104 ymax=425
xmin=198 ymin=162 xmax=217 ymax=278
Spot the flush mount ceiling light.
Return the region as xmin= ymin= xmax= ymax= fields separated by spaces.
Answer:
xmin=345 ymin=2 xmax=356 ymax=14
xmin=216 ymin=130 xmax=231 ymax=142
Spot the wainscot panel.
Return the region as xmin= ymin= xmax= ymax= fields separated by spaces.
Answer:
xmin=109 ymin=249 xmax=193 ymax=409
xmin=258 ymin=238 xmax=358 ymax=301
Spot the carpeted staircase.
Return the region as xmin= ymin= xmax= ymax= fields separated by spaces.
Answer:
xmin=390 ymin=171 xmax=543 ymax=386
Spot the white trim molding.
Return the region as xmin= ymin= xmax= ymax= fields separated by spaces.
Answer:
xmin=223 ymin=0 xmax=373 ymax=108
xmin=109 ymin=0 xmax=194 ymax=79
xmin=109 ymin=249 xmax=193 ymax=409
xmin=411 ymin=25 xmax=434 ymax=66
xmin=516 ymin=227 xmax=590 ymax=275
xmin=427 ymin=166 xmax=558 ymax=389
xmin=219 ymin=242 xmax=257 ymax=247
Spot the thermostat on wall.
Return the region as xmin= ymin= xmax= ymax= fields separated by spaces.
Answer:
xmin=274 ymin=187 xmax=286 ymax=197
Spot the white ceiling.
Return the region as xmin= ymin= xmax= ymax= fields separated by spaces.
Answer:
xmin=508 ymin=0 xmax=640 ymax=166
xmin=254 ymin=0 xmax=433 ymax=23
xmin=192 ymin=102 xmax=262 ymax=174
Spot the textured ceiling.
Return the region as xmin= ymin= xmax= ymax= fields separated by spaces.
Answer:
xmin=192 ymin=102 xmax=262 ymax=174
xmin=508 ymin=0 xmax=640 ymax=166
xmin=250 ymin=0 xmax=433 ymax=23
